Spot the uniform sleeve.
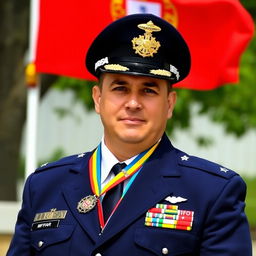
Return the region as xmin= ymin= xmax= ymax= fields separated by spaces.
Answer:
xmin=7 ymin=174 xmax=34 ymax=255
xmin=200 ymin=175 xmax=252 ymax=255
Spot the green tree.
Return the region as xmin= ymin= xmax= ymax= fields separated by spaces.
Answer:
xmin=0 ymin=0 xmax=56 ymax=200
xmin=0 ymin=0 xmax=30 ymax=200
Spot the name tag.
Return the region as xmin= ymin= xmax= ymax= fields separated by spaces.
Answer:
xmin=31 ymin=220 xmax=60 ymax=231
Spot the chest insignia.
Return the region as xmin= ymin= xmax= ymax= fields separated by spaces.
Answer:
xmin=145 ymin=204 xmax=194 ymax=231
xmin=33 ymin=208 xmax=67 ymax=222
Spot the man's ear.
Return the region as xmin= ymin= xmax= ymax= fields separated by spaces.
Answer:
xmin=167 ymin=90 xmax=177 ymax=119
xmin=92 ymin=85 xmax=101 ymax=114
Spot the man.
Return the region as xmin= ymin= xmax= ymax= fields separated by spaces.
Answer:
xmin=8 ymin=14 xmax=252 ymax=255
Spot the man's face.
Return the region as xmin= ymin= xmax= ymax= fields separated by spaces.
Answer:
xmin=92 ymin=73 xmax=176 ymax=153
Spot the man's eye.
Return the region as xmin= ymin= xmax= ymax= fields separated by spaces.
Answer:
xmin=112 ymin=86 xmax=127 ymax=92
xmin=144 ymin=88 xmax=157 ymax=94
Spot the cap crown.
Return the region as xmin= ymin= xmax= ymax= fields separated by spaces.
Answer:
xmin=86 ymin=14 xmax=191 ymax=83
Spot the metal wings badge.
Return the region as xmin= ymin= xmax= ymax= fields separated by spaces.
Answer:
xmin=132 ymin=20 xmax=161 ymax=58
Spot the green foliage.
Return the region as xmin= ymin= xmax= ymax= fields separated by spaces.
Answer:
xmin=169 ymin=35 xmax=256 ymax=138
xmin=53 ymin=77 xmax=95 ymax=111
xmin=19 ymin=148 xmax=66 ymax=179
xmin=243 ymin=176 xmax=256 ymax=228
xmin=241 ymin=0 xmax=256 ymax=18
xmin=37 ymin=148 xmax=66 ymax=167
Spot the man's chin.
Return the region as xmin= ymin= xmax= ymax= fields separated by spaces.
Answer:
xmin=118 ymin=134 xmax=145 ymax=144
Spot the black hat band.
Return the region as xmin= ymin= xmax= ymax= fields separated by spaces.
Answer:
xmin=95 ymin=56 xmax=180 ymax=81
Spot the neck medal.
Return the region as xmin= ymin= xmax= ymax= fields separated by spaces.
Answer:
xmin=77 ymin=195 xmax=98 ymax=213
xmin=77 ymin=142 xmax=159 ymax=228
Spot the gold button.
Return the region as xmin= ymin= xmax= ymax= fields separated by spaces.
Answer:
xmin=38 ymin=241 xmax=44 ymax=248
xmin=162 ymin=247 xmax=169 ymax=255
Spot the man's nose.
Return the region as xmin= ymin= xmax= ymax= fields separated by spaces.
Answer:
xmin=124 ymin=95 xmax=142 ymax=110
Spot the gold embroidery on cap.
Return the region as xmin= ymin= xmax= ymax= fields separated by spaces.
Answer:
xmin=150 ymin=69 xmax=172 ymax=77
xmin=104 ymin=64 xmax=129 ymax=71
xmin=132 ymin=20 xmax=161 ymax=58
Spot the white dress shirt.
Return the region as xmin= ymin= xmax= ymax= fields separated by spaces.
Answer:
xmin=100 ymin=139 xmax=137 ymax=193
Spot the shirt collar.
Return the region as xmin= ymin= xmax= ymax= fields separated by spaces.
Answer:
xmin=101 ymin=138 xmax=137 ymax=184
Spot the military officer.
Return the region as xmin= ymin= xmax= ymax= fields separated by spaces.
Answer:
xmin=7 ymin=14 xmax=252 ymax=255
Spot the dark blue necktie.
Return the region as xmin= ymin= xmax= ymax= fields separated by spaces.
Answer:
xmin=102 ymin=162 xmax=127 ymax=222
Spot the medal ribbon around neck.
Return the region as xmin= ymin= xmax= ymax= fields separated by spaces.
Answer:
xmin=89 ymin=141 xmax=159 ymax=228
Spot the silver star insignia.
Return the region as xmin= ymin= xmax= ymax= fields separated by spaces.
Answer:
xmin=77 ymin=153 xmax=85 ymax=158
xmin=41 ymin=162 xmax=48 ymax=167
xmin=220 ymin=167 xmax=229 ymax=173
xmin=181 ymin=155 xmax=189 ymax=161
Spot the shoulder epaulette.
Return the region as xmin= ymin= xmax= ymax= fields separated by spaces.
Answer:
xmin=176 ymin=151 xmax=237 ymax=179
xmin=35 ymin=152 xmax=88 ymax=173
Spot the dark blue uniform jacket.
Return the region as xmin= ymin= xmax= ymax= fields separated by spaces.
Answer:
xmin=7 ymin=134 xmax=252 ymax=255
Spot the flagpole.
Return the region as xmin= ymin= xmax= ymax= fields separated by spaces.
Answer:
xmin=25 ymin=65 xmax=40 ymax=178
xmin=25 ymin=0 xmax=40 ymax=178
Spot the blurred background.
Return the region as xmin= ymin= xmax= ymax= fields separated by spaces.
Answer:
xmin=0 ymin=0 xmax=255 ymax=255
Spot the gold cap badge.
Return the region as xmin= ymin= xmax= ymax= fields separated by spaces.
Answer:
xmin=132 ymin=20 xmax=161 ymax=58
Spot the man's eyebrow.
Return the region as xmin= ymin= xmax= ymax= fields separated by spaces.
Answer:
xmin=110 ymin=79 xmax=128 ymax=86
xmin=109 ymin=79 xmax=160 ymax=88
xmin=143 ymin=81 xmax=160 ymax=88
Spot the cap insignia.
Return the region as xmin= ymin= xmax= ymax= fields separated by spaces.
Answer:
xmin=104 ymin=64 xmax=129 ymax=71
xmin=95 ymin=57 xmax=109 ymax=71
xmin=132 ymin=20 xmax=161 ymax=58
xmin=170 ymin=65 xmax=180 ymax=80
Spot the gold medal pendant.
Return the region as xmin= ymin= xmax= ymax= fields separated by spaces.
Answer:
xmin=77 ymin=195 xmax=98 ymax=213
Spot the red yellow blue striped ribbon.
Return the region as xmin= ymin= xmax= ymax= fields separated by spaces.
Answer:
xmin=89 ymin=142 xmax=159 ymax=197
xmin=88 ymin=141 xmax=159 ymax=228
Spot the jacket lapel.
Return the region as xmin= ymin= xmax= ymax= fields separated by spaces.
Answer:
xmin=97 ymin=134 xmax=181 ymax=245
xmin=62 ymin=151 xmax=101 ymax=243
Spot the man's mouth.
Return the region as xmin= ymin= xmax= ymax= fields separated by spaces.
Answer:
xmin=119 ymin=117 xmax=146 ymax=125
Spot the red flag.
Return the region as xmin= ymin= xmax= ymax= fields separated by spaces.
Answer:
xmin=34 ymin=0 xmax=254 ymax=90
